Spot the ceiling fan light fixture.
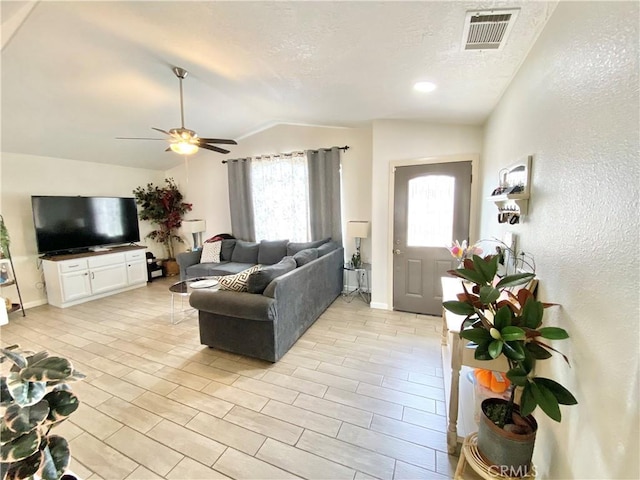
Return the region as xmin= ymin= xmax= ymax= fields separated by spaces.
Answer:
xmin=170 ymin=141 xmax=199 ymax=155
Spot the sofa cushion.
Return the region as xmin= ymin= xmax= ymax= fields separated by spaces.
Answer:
xmin=220 ymin=239 xmax=237 ymax=261
xmin=286 ymin=238 xmax=331 ymax=256
xmin=231 ymin=240 xmax=259 ymax=263
xmin=293 ymin=248 xmax=318 ymax=267
xmin=219 ymin=264 xmax=262 ymax=292
xmin=317 ymin=241 xmax=339 ymax=257
xmin=187 ymin=262 xmax=255 ymax=279
xmin=200 ymin=240 xmax=221 ymax=263
xmin=247 ymin=257 xmax=296 ymax=294
xmin=258 ymin=239 xmax=289 ymax=265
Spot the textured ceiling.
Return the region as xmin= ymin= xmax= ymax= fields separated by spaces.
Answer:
xmin=1 ymin=1 xmax=556 ymax=170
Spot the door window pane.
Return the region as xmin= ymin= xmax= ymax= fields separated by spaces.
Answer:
xmin=407 ymin=175 xmax=455 ymax=247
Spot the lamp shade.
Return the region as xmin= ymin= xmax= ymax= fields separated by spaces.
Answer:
xmin=347 ymin=221 xmax=370 ymax=238
xmin=183 ymin=219 xmax=206 ymax=233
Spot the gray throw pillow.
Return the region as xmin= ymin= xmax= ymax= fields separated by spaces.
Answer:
xmin=231 ymin=240 xmax=259 ymax=263
xmin=286 ymin=237 xmax=331 ymax=256
xmin=293 ymin=248 xmax=318 ymax=267
xmin=247 ymin=256 xmax=296 ymax=294
xmin=220 ymin=239 xmax=236 ymax=261
xmin=317 ymin=241 xmax=338 ymax=257
xmin=258 ymin=239 xmax=289 ymax=265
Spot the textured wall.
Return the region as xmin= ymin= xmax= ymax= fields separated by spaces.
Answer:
xmin=480 ymin=2 xmax=639 ymax=478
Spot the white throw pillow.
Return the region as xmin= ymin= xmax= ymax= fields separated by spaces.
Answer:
xmin=200 ymin=241 xmax=222 ymax=263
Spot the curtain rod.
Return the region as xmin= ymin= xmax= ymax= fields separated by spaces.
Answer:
xmin=222 ymin=145 xmax=349 ymax=164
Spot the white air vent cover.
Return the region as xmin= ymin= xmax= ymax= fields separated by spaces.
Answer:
xmin=462 ymin=9 xmax=520 ymax=51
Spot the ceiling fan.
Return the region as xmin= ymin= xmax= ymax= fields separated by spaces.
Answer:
xmin=117 ymin=67 xmax=237 ymax=155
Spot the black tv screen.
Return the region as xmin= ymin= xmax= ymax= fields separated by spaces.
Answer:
xmin=31 ymin=196 xmax=140 ymax=255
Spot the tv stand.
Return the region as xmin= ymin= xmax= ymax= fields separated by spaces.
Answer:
xmin=41 ymin=246 xmax=147 ymax=308
xmin=89 ymin=246 xmax=111 ymax=252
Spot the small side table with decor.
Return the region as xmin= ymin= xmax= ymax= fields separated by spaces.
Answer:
xmin=343 ymin=262 xmax=370 ymax=304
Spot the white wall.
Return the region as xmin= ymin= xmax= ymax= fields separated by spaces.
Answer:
xmin=166 ymin=123 xmax=373 ymax=263
xmin=0 ymin=153 xmax=164 ymax=308
xmin=479 ymin=2 xmax=639 ymax=478
xmin=370 ymin=120 xmax=484 ymax=309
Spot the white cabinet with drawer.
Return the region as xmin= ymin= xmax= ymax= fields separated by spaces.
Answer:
xmin=43 ymin=248 xmax=147 ymax=308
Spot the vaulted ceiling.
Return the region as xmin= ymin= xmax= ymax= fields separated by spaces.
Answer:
xmin=1 ymin=1 xmax=556 ymax=170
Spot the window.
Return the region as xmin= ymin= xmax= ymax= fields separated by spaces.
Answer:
xmin=407 ymin=175 xmax=455 ymax=247
xmin=251 ymin=153 xmax=311 ymax=242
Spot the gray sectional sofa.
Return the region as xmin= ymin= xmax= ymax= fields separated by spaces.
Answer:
xmin=178 ymin=238 xmax=344 ymax=362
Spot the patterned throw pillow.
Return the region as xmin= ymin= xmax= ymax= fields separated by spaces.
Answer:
xmin=218 ymin=264 xmax=262 ymax=292
xmin=200 ymin=240 xmax=222 ymax=263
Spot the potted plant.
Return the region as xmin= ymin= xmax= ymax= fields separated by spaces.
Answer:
xmin=0 ymin=345 xmax=84 ymax=479
xmin=0 ymin=215 xmax=10 ymax=259
xmin=133 ymin=178 xmax=192 ymax=276
xmin=443 ymin=253 xmax=577 ymax=475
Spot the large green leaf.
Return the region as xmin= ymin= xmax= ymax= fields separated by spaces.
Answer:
xmin=506 ymin=367 xmax=529 ymax=387
xmin=1 ymin=376 xmax=12 ymax=406
xmin=39 ymin=437 xmax=70 ymax=480
xmin=493 ymin=306 xmax=512 ymax=330
xmin=520 ymin=383 xmax=537 ymax=417
xmin=6 ymin=373 xmax=46 ymax=407
xmin=473 ymin=342 xmax=493 ymax=361
xmin=3 ymin=450 xmax=41 ymax=480
xmin=488 ymin=339 xmax=503 ymax=359
xmin=20 ymin=357 xmax=73 ymax=383
xmin=3 ymin=399 xmax=49 ymax=434
xmin=538 ymin=327 xmax=570 ymax=340
xmin=452 ymin=268 xmax=487 ymax=285
xmin=0 ymin=349 xmax=27 ymax=370
xmin=1 ymin=422 xmax=22 ymax=446
xmin=473 ymin=255 xmax=498 ymax=284
xmin=522 ymin=298 xmax=544 ymax=329
xmin=535 ymin=378 xmax=578 ymax=405
xmin=460 ymin=327 xmax=492 ymax=344
xmin=479 ymin=286 xmax=500 ymax=305
xmin=442 ymin=300 xmax=475 ymax=316
xmin=0 ymin=429 xmax=40 ymax=462
xmin=25 ymin=351 xmax=50 ymax=366
xmin=526 ymin=342 xmax=553 ymax=359
xmin=44 ymin=390 xmax=79 ymax=424
xmin=496 ymin=272 xmax=535 ymax=289
xmin=530 ymin=381 xmax=561 ymax=422
xmin=500 ymin=326 xmax=525 ymax=342
xmin=502 ymin=341 xmax=526 ymax=361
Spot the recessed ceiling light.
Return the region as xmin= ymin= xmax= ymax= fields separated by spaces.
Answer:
xmin=414 ymin=81 xmax=437 ymax=92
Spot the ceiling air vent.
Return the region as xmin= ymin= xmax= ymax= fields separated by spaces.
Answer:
xmin=461 ymin=9 xmax=520 ymax=51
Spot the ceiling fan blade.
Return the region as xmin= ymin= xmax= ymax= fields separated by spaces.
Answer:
xmin=200 ymin=144 xmax=230 ymax=154
xmin=151 ymin=127 xmax=171 ymax=136
xmin=197 ymin=138 xmax=238 ymax=145
xmin=116 ymin=137 xmax=166 ymax=140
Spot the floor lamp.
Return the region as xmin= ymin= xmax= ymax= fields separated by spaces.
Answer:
xmin=183 ymin=220 xmax=206 ymax=250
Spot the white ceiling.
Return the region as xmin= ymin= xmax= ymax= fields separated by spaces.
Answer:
xmin=1 ymin=1 xmax=556 ymax=171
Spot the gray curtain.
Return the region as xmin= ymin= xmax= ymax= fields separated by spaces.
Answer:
xmin=306 ymin=147 xmax=342 ymax=243
xmin=227 ymin=159 xmax=256 ymax=241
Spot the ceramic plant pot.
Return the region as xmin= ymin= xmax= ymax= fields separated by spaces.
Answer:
xmin=477 ymin=398 xmax=538 ymax=477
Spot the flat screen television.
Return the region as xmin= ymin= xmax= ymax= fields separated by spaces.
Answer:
xmin=31 ymin=196 xmax=140 ymax=255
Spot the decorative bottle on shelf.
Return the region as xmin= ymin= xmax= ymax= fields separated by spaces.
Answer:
xmin=0 ymin=264 xmax=8 ymax=283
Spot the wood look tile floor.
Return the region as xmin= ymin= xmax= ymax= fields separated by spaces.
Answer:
xmin=1 ymin=278 xmax=458 ymax=480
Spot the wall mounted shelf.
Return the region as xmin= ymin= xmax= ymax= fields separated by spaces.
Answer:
xmin=488 ymin=156 xmax=532 ymax=223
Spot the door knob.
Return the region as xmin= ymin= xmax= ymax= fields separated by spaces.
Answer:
xmin=393 ymin=249 xmax=402 ymax=255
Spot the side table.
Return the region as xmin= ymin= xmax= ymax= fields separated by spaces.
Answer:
xmin=343 ymin=263 xmax=370 ymax=303
xmin=169 ymin=278 xmax=219 ymax=324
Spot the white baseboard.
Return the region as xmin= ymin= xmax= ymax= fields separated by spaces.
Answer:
xmin=369 ymin=302 xmax=389 ymax=310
